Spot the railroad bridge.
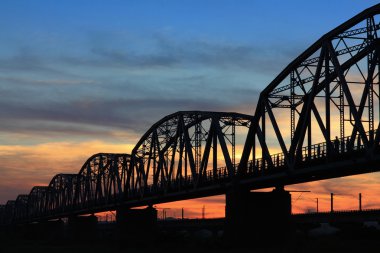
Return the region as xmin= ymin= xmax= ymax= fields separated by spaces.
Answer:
xmin=2 ymin=3 xmax=380 ymax=244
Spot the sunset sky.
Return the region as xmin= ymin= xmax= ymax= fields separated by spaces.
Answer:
xmin=1 ymin=0 xmax=380 ymax=218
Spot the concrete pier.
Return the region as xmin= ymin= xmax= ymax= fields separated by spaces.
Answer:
xmin=225 ymin=187 xmax=292 ymax=245
xmin=116 ymin=205 xmax=157 ymax=241
xmin=68 ymin=215 xmax=98 ymax=240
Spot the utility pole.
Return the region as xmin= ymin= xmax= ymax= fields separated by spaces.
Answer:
xmin=161 ymin=208 xmax=171 ymax=220
xmin=202 ymin=205 xmax=205 ymax=219
xmin=316 ymin=198 xmax=319 ymax=213
xmin=359 ymin=193 xmax=362 ymax=211
xmin=330 ymin=193 xmax=334 ymax=213
xmin=182 ymin=208 xmax=184 ymax=220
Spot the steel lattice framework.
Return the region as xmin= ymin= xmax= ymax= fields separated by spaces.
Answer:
xmin=130 ymin=111 xmax=252 ymax=194
xmin=1 ymin=112 xmax=252 ymax=223
xmin=239 ymin=4 xmax=380 ymax=180
xmin=3 ymin=4 xmax=380 ymax=225
xmin=28 ymin=186 xmax=48 ymax=220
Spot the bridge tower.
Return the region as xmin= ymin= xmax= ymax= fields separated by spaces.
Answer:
xmin=116 ymin=205 xmax=158 ymax=242
xmin=225 ymin=187 xmax=292 ymax=246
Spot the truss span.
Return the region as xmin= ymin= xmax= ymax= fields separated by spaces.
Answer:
xmin=4 ymin=112 xmax=252 ymax=223
xmin=28 ymin=186 xmax=48 ymax=220
xmin=11 ymin=153 xmax=132 ymax=222
xmin=239 ymin=4 xmax=380 ymax=182
xmin=129 ymin=111 xmax=252 ymax=199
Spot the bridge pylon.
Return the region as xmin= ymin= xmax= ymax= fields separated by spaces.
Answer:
xmin=225 ymin=187 xmax=292 ymax=246
xmin=116 ymin=205 xmax=158 ymax=242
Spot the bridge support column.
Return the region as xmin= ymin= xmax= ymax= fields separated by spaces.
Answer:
xmin=116 ymin=205 xmax=157 ymax=242
xmin=67 ymin=215 xmax=98 ymax=241
xmin=225 ymin=187 xmax=292 ymax=246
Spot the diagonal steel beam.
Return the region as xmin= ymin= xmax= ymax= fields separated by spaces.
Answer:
xmin=215 ymin=119 xmax=234 ymax=177
xmin=264 ymin=100 xmax=290 ymax=169
xmin=197 ymin=119 xmax=214 ymax=185
xmin=256 ymin=124 xmax=274 ymax=169
xmin=181 ymin=115 xmax=197 ymax=180
xmin=327 ymin=41 xmax=370 ymax=148
xmin=290 ymin=45 xmax=326 ymax=164
xmin=311 ymin=103 xmax=335 ymax=153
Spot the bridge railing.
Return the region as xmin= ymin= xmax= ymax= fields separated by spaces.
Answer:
xmin=201 ymin=130 xmax=376 ymax=181
xmin=300 ymin=130 xmax=374 ymax=162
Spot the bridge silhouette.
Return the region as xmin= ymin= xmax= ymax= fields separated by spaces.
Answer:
xmin=2 ymin=4 xmax=380 ymax=242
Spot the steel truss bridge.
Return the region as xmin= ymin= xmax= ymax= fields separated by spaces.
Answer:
xmin=3 ymin=4 xmax=380 ymax=225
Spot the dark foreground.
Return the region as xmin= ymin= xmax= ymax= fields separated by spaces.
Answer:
xmin=1 ymin=222 xmax=380 ymax=253
xmin=1 ymin=236 xmax=380 ymax=253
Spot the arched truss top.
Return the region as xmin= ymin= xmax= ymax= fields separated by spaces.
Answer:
xmin=14 ymin=194 xmax=29 ymax=221
xmin=77 ymin=153 xmax=131 ymax=175
xmin=131 ymin=111 xmax=253 ymax=192
xmin=45 ymin=174 xmax=80 ymax=214
xmin=133 ymin=111 xmax=252 ymax=154
xmin=43 ymin=153 xmax=132 ymax=213
xmin=27 ymin=186 xmax=48 ymax=219
xmin=5 ymin=200 xmax=15 ymax=207
xmin=15 ymin=194 xmax=29 ymax=205
xmin=262 ymin=3 xmax=380 ymax=97
xmin=28 ymin=186 xmax=48 ymax=208
xmin=72 ymin=153 xmax=132 ymax=208
xmin=24 ymin=154 xmax=132 ymax=220
xmin=133 ymin=111 xmax=253 ymax=157
xmin=28 ymin=186 xmax=48 ymax=202
xmin=240 ymin=3 xmax=380 ymax=175
xmin=48 ymin=173 xmax=78 ymax=189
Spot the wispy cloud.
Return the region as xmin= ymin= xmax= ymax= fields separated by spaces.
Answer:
xmin=58 ymin=32 xmax=300 ymax=75
xmin=0 ymin=87 xmax=259 ymax=141
xmin=0 ymin=48 xmax=65 ymax=75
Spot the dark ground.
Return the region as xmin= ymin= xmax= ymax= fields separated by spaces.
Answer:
xmin=1 ymin=237 xmax=380 ymax=253
xmin=1 ymin=223 xmax=380 ymax=253
xmin=0 ymin=230 xmax=380 ymax=253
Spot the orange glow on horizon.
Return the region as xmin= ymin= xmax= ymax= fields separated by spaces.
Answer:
xmin=2 ymin=118 xmax=380 ymax=217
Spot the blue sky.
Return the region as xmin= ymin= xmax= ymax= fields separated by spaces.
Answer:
xmin=0 ymin=0 xmax=379 ymax=206
xmin=1 ymin=0 xmax=378 ymax=145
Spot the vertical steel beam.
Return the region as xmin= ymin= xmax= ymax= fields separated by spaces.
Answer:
xmin=325 ymin=51 xmax=332 ymax=157
xmin=290 ymin=71 xmax=296 ymax=141
xmin=368 ymin=17 xmax=375 ymax=142
xmin=213 ymin=123 xmax=218 ymax=178
xmin=307 ymin=110 xmax=312 ymax=159
xmin=261 ymin=103 xmax=266 ymax=169
xmin=232 ymin=122 xmax=236 ymax=166
xmin=339 ymin=80 xmax=345 ymax=141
